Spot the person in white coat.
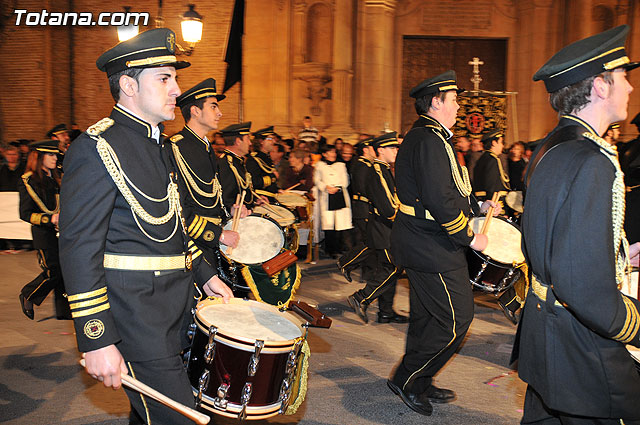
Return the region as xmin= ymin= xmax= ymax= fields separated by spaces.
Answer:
xmin=314 ymin=144 xmax=352 ymax=257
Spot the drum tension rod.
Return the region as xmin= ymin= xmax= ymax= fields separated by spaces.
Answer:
xmin=205 ymin=326 xmax=218 ymax=364
xmin=248 ymin=340 xmax=264 ymax=377
xmin=197 ymin=370 xmax=210 ymax=408
xmin=214 ymin=382 xmax=230 ymax=410
xmin=239 ymin=383 xmax=253 ymax=420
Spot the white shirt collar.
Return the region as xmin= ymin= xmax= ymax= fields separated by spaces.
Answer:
xmin=116 ymin=103 xmax=161 ymax=144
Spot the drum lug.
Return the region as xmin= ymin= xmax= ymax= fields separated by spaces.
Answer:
xmin=214 ymin=382 xmax=230 ymax=410
xmin=248 ymin=340 xmax=264 ymax=377
xmin=196 ymin=370 xmax=210 ymax=408
xmin=204 ymin=326 xmax=218 ymax=364
xmin=471 ymin=261 xmax=487 ymax=286
xmin=278 ymin=339 xmax=304 ymax=413
xmin=498 ymin=268 xmax=517 ymax=292
xmin=187 ymin=322 xmax=197 ymax=340
xmin=238 ymin=383 xmax=253 ymax=420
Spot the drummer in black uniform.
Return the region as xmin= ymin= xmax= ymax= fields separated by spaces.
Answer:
xmin=346 ymin=132 xmax=407 ymax=324
xmin=473 ymin=129 xmax=510 ymax=206
xmin=515 ymin=25 xmax=640 ymax=424
xmin=247 ymin=126 xmax=280 ymax=202
xmin=168 ymin=78 xmax=245 ymax=267
xmin=218 ymin=122 xmax=258 ymax=211
xmin=338 ymin=137 xmax=374 ymax=282
xmin=59 ymin=29 xmax=233 ymax=424
xmin=388 ymin=71 xmax=498 ymax=416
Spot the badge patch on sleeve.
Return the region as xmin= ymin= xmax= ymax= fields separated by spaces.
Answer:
xmin=203 ymin=230 xmax=215 ymax=241
xmin=84 ymin=319 xmax=105 ymax=339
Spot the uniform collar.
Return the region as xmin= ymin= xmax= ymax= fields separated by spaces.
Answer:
xmin=559 ymin=114 xmax=599 ymax=137
xmin=374 ymin=158 xmax=390 ymax=168
xmin=358 ymin=156 xmax=372 ymax=164
xmin=223 ymin=149 xmax=245 ymax=162
xmin=419 ymin=114 xmax=453 ymax=139
xmin=113 ymin=104 xmax=162 ymax=142
xmin=184 ymin=125 xmax=210 ymax=151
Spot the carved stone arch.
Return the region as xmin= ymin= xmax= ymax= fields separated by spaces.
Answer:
xmin=305 ymin=1 xmax=333 ymax=64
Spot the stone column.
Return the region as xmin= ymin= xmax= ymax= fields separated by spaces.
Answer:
xmin=325 ymin=0 xmax=356 ymax=141
xmin=356 ymin=0 xmax=397 ymax=136
xmin=293 ymin=1 xmax=306 ymax=64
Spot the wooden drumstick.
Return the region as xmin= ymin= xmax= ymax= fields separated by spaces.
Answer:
xmin=283 ymin=182 xmax=301 ymax=192
xmin=255 ymin=202 xmax=285 ymax=218
xmin=79 ymin=359 xmax=210 ymax=425
xmin=480 ymin=192 xmax=500 ymax=235
xmin=227 ymin=191 xmax=246 ymax=256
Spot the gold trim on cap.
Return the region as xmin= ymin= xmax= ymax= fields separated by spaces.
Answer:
xmin=195 ymin=92 xmax=218 ymax=99
xmin=428 ymin=79 xmax=455 ymax=87
xmin=549 ymin=46 xmax=624 ymax=78
xmin=604 ymin=56 xmax=630 ymax=70
xmin=438 ymin=84 xmax=459 ymax=91
xmin=108 ymin=46 xmax=166 ymax=63
xmin=126 ymin=55 xmax=178 ymax=68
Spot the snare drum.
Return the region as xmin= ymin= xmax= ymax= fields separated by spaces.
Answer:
xmin=276 ymin=192 xmax=308 ymax=208
xmin=467 ymin=216 xmax=525 ymax=293
xmin=221 ymin=215 xmax=285 ymax=265
xmin=253 ymin=205 xmax=296 ymax=227
xmin=186 ymin=298 xmax=307 ymax=420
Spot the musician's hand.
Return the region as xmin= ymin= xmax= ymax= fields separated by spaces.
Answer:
xmin=83 ymin=345 xmax=127 ymax=389
xmin=51 ymin=213 xmax=60 ymax=226
xmin=231 ymin=203 xmax=250 ymax=219
xmin=470 ymin=233 xmax=488 ymax=252
xmin=219 ymin=230 xmax=239 ymax=248
xmin=480 ymin=200 xmax=502 ymax=216
xmin=630 ymin=242 xmax=640 ymax=267
xmin=326 ymin=185 xmax=339 ymax=194
xmin=203 ymin=275 xmax=234 ymax=302
xmin=255 ymin=195 xmax=270 ymax=205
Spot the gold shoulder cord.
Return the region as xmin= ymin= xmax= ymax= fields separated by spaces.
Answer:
xmin=583 ymin=132 xmax=629 ymax=288
xmin=251 ymin=154 xmax=276 ymax=174
xmin=431 ymin=130 xmax=472 ymax=197
xmin=171 ymin=143 xmax=222 ymax=209
xmin=88 ymin=118 xmax=180 ymax=243
xmin=226 ymin=155 xmax=254 ymax=203
xmin=491 ymin=153 xmax=511 ymax=189
xmin=22 ymin=174 xmax=60 ymax=215
xmin=373 ymin=163 xmax=399 ymax=211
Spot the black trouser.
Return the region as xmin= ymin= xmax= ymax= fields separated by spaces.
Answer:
xmin=21 ymin=248 xmax=71 ymax=318
xmin=391 ymin=266 xmax=474 ymax=394
xmin=338 ymin=219 xmax=372 ymax=276
xmin=125 ymin=355 xmax=197 ymax=425
xmin=521 ymin=385 xmax=632 ymax=425
xmin=354 ymin=249 xmax=401 ymax=314
xmin=499 ymin=286 xmax=521 ymax=313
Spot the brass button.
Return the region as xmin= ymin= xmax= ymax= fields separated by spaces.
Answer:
xmin=536 ymin=303 xmax=541 ymax=311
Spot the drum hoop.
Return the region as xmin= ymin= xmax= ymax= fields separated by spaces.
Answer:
xmin=195 ymin=298 xmax=304 ymax=346
xmin=276 ymin=192 xmax=307 ymax=207
xmin=221 ymin=214 xmax=286 ymax=264
xmin=468 ymin=246 xmax=523 ymax=268
xmin=252 ymin=205 xmax=296 ymax=226
xmin=194 ymin=391 xmax=281 ymax=418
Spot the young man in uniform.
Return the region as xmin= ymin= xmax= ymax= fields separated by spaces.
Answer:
xmin=516 ymin=25 xmax=640 ymax=424
xmin=388 ymin=70 xmax=497 ymax=416
xmin=346 ymin=132 xmax=407 ymax=324
xmin=59 ymin=28 xmax=233 ymax=424
xmin=218 ymin=122 xmax=257 ymax=211
xmin=169 ymin=78 xmax=245 ymax=268
xmin=247 ymin=126 xmax=280 ymax=202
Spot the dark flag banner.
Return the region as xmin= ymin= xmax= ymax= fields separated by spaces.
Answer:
xmin=241 ymin=263 xmax=302 ymax=308
xmin=454 ymin=91 xmax=508 ymax=140
xmin=223 ymin=0 xmax=245 ymax=94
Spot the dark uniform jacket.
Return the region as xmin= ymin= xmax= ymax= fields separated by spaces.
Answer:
xmin=350 ymin=157 xmax=373 ymax=221
xmin=217 ymin=149 xmax=255 ymax=211
xmin=620 ymin=136 xmax=640 ymax=244
xmin=391 ymin=115 xmax=476 ymax=272
xmin=246 ymin=151 xmax=279 ymax=197
xmin=367 ymin=159 xmax=397 ymax=250
xmin=19 ymin=171 xmax=59 ymax=249
xmin=518 ymin=123 xmax=640 ymax=419
xmin=59 ymin=106 xmax=215 ymax=362
xmin=473 ymin=151 xmax=510 ymax=201
xmin=168 ymin=126 xmax=226 ymax=253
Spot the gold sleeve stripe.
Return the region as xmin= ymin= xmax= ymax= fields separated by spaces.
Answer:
xmin=442 ymin=211 xmax=465 ymax=230
xmin=71 ymin=303 xmax=110 ymax=318
xmin=617 ymin=297 xmax=639 ymax=343
xmin=191 ymin=249 xmax=202 ymax=260
xmin=613 ymin=297 xmax=632 ymax=341
xmin=68 ymin=287 xmax=107 ymax=302
xmin=263 ymin=176 xmax=270 ymax=187
xmin=193 ymin=221 xmax=207 ymax=239
xmin=30 ymin=213 xmax=43 ymax=226
xmin=447 ymin=217 xmax=469 ymax=235
xmin=188 ymin=215 xmax=201 ymax=233
xmin=189 ymin=217 xmax=205 ymax=238
xmin=70 ymin=295 xmax=109 ymax=310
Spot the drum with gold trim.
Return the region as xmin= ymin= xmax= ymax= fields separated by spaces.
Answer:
xmin=276 ymin=192 xmax=308 ymax=208
xmin=253 ymin=205 xmax=296 ymax=227
xmin=186 ymin=298 xmax=307 ymax=420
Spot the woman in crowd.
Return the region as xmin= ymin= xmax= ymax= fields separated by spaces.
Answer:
xmin=314 ymin=144 xmax=352 ymax=258
xmin=507 ymin=141 xmax=526 ymax=191
xmin=18 ymin=140 xmax=71 ymax=320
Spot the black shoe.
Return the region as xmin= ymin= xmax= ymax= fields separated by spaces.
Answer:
xmin=337 ymin=259 xmax=352 ymax=282
xmin=497 ymin=300 xmax=519 ymax=325
xmin=424 ymin=385 xmax=456 ymax=403
xmin=347 ymin=294 xmax=368 ymax=324
xmin=19 ymin=294 xmax=34 ymax=320
xmin=387 ymin=380 xmax=433 ymax=416
xmin=377 ymin=312 xmax=409 ymax=323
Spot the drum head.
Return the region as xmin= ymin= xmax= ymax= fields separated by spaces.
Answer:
xmin=196 ymin=298 xmax=303 ymax=343
xmin=253 ymin=205 xmax=295 ymax=227
xmin=470 ymin=217 xmax=525 ymax=265
xmin=222 ymin=215 xmax=284 ymax=264
xmin=276 ymin=192 xmax=307 ymax=207
xmin=505 ymin=191 xmax=524 ymax=213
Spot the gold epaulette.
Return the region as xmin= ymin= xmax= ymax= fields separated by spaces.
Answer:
xmin=86 ymin=117 xmax=115 ymax=136
xmin=358 ymin=158 xmax=372 ymax=167
xmin=170 ymin=134 xmax=184 ymax=143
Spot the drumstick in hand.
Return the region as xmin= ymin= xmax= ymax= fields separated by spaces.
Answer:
xmin=227 ymin=191 xmax=246 ymax=256
xmin=480 ymin=192 xmax=500 ymax=235
xmin=283 ymin=183 xmax=301 ymax=192
xmin=79 ymin=359 xmax=210 ymax=425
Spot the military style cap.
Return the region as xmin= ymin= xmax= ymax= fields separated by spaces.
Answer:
xmin=176 ymin=78 xmax=225 ymax=108
xmin=47 ymin=123 xmax=68 ymax=138
xmin=355 ymin=137 xmax=373 ymax=150
xmin=631 ymin=112 xmax=640 ymax=127
xmin=220 ymin=122 xmax=252 ymax=138
xmin=409 ymin=70 xmax=464 ymax=99
xmin=533 ymin=25 xmax=639 ymax=93
xmin=252 ymin=126 xmax=275 ymax=138
xmin=481 ymin=129 xmax=504 ymax=143
xmin=372 ymin=132 xmax=399 ymax=149
xmin=96 ymin=28 xmax=190 ymax=77
xmin=30 ymin=140 xmax=60 ymax=154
